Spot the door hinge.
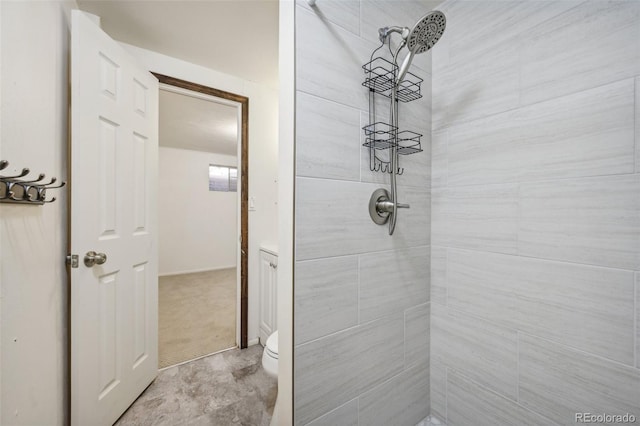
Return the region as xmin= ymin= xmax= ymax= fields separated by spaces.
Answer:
xmin=66 ymin=254 xmax=79 ymax=268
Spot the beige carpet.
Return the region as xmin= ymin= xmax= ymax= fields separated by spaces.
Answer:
xmin=159 ymin=268 xmax=237 ymax=368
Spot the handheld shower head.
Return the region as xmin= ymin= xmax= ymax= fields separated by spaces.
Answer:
xmin=397 ymin=11 xmax=446 ymax=84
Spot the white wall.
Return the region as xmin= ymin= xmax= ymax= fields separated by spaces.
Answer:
xmin=0 ymin=1 xmax=76 ymax=424
xmin=158 ymin=147 xmax=238 ymax=276
xmin=276 ymin=1 xmax=294 ymax=424
xmin=123 ymin=43 xmax=279 ymax=345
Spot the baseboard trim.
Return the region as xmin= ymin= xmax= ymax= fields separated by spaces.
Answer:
xmin=159 ymin=265 xmax=236 ymax=277
xmin=159 ymin=345 xmax=237 ymax=371
xmin=248 ymin=338 xmax=260 ymax=347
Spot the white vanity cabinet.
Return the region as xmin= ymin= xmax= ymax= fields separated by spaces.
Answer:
xmin=259 ymin=246 xmax=278 ymax=345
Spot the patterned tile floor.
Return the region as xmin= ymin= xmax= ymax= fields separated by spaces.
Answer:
xmin=115 ymin=344 xmax=277 ymax=426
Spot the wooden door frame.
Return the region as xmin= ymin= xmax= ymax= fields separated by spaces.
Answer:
xmin=152 ymin=72 xmax=249 ymax=349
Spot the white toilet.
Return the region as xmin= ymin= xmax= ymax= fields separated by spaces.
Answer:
xmin=262 ymin=330 xmax=278 ymax=377
xmin=262 ymin=330 xmax=279 ymax=425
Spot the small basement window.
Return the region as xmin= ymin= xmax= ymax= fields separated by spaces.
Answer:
xmin=209 ymin=165 xmax=238 ymax=192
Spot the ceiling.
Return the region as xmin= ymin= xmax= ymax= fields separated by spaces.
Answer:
xmin=159 ymin=89 xmax=238 ymax=156
xmin=77 ymin=0 xmax=279 ymax=88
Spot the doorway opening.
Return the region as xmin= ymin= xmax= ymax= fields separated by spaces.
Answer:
xmin=155 ymin=73 xmax=249 ymax=368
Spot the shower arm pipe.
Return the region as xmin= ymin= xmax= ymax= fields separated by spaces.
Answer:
xmin=379 ymin=26 xmax=409 ymax=44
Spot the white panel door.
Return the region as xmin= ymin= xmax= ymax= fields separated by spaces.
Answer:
xmin=70 ymin=10 xmax=159 ymax=426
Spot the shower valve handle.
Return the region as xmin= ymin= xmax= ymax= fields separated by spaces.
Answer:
xmin=376 ymin=200 xmax=410 ymax=213
xmin=369 ymin=188 xmax=410 ymax=226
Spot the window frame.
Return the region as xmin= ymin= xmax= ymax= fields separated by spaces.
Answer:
xmin=208 ymin=164 xmax=238 ymax=192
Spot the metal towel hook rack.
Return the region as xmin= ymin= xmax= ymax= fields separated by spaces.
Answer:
xmin=0 ymin=160 xmax=66 ymax=205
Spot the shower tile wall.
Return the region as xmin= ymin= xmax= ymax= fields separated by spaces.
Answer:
xmin=430 ymin=1 xmax=640 ymax=425
xmin=293 ymin=0 xmax=435 ymax=424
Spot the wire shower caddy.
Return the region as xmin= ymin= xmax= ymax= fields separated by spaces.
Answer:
xmin=362 ymin=42 xmax=424 ymax=175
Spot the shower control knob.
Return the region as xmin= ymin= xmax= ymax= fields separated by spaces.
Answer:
xmin=84 ymin=251 xmax=107 ymax=267
xmin=369 ymin=188 xmax=410 ymax=226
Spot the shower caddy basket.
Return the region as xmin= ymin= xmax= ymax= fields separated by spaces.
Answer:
xmin=362 ymin=46 xmax=424 ymax=175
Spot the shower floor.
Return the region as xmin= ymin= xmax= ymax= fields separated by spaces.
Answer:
xmin=417 ymin=415 xmax=447 ymax=426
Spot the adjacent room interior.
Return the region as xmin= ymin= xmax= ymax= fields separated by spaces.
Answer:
xmin=157 ymin=85 xmax=240 ymax=368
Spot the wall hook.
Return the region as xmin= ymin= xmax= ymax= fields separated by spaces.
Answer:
xmin=21 ymin=173 xmax=46 ymax=184
xmin=0 ymin=168 xmax=30 ymax=179
xmin=44 ymin=180 xmax=66 ymax=189
xmin=41 ymin=177 xmax=57 ymax=186
xmin=25 ymin=186 xmax=40 ymax=202
xmin=0 ymin=160 xmax=65 ymax=205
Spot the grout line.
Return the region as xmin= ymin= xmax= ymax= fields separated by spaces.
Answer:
xmin=444 ymin=366 xmax=448 ymax=424
xmin=403 ymin=307 xmax=407 ymax=369
xmin=443 ymin=247 xmax=448 ymax=307
xmin=296 ymin=252 xmax=360 ymax=264
xmin=449 ymin=368 xmax=561 ymax=426
xmin=635 ymin=273 xmax=638 ymax=369
xmin=440 ymin=244 xmax=638 ymax=274
xmin=357 ymin=255 xmax=361 ymax=325
xmin=433 ymin=76 xmax=637 ymax=133
xmin=298 ymin=244 xmax=431 ymax=263
xmin=295 ymin=310 xmax=404 ymax=348
xmin=443 ymin=128 xmax=449 ymax=189
xmin=635 ymin=77 xmax=638 ymax=174
xmin=297 ymin=88 xmax=364 ymax=113
xmin=519 ymin=330 xmax=639 ymax=372
xmin=441 ymin=289 xmax=637 ymax=369
xmin=516 ymin=330 xmax=521 ymax=403
xmin=305 ymin=397 xmax=360 ymax=426
xmin=359 ymin=110 xmax=363 ymax=184
xmin=295 ymin=173 xmax=432 ymax=192
xmin=432 ymin=169 xmax=638 ymax=190
xmin=432 ymin=0 xmax=585 ymax=75
xmin=516 ymin=183 xmax=521 ymax=255
xmin=296 ymin=2 xmax=361 ymax=39
xmin=439 ymin=304 xmax=514 ymax=333
xmin=517 ymin=31 xmax=522 ymax=109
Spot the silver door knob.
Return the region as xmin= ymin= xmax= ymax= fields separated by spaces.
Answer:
xmin=84 ymin=251 xmax=107 ymax=267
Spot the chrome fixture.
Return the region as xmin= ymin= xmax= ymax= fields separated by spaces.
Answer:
xmin=84 ymin=251 xmax=107 ymax=267
xmin=369 ymin=188 xmax=409 ymax=225
xmin=397 ymin=11 xmax=446 ymax=83
xmin=0 ymin=159 xmax=66 ymax=205
xmin=364 ymin=11 xmax=446 ymax=235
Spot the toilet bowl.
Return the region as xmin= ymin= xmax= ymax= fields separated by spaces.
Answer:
xmin=262 ymin=331 xmax=279 ymax=425
xmin=262 ymin=330 xmax=278 ymax=378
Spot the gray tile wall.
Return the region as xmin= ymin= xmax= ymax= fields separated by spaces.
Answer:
xmin=293 ymin=1 xmax=434 ymax=424
xmin=431 ymin=1 xmax=640 ymax=425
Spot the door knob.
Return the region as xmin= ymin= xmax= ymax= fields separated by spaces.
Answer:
xmin=84 ymin=251 xmax=107 ymax=267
